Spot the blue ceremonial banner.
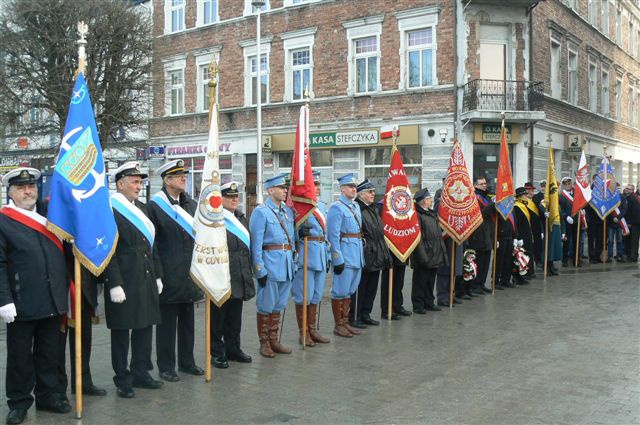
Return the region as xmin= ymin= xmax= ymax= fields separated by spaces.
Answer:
xmin=589 ymin=156 xmax=621 ymax=220
xmin=47 ymin=73 xmax=118 ymax=275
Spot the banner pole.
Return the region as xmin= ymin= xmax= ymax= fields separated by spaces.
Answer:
xmin=205 ymin=296 xmax=211 ymax=383
xmin=449 ymin=242 xmax=455 ymax=308
xmin=387 ymin=266 xmax=394 ymax=321
xmin=74 ymin=259 xmax=82 ymax=419
xmin=302 ymin=237 xmax=308 ymax=349
xmin=543 ymin=216 xmax=549 ymax=279
xmin=575 ymin=215 xmax=581 ymax=267
xmin=602 ymin=218 xmax=607 ymax=263
xmin=491 ymin=219 xmax=499 ymax=294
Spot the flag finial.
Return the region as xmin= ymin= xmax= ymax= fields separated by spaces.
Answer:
xmin=76 ymin=21 xmax=88 ymax=76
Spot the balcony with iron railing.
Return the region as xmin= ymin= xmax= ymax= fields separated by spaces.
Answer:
xmin=461 ymin=79 xmax=546 ymax=123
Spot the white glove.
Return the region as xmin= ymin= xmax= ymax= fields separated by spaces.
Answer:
xmin=544 ymin=212 xmax=550 ymax=218
xmin=0 ymin=303 xmax=17 ymax=323
xmin=518 ymin=240 xmax=523 ymax=246
xmin=496 ymin=241 xmax=500 ymax=248
xmin=566 ymin=216 xmax=574 ymax=224
xmin=613 ymin=217 xmax=619 ymax=223
xmin=562 ymin=233 xmax=566 ymax=241
xmin=156 ymin=278 xmax=163 ymax=295
xmin=110 ymin=286 xmax=126 ymax=303
xmin=541 ymin=233 xmax=544 ymax=240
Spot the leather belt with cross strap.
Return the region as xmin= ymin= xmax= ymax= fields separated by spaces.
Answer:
xmin=263 ymin=244 xmax=292 ymax=251
xmin=340 ymin=232 xmax=362 ymax=239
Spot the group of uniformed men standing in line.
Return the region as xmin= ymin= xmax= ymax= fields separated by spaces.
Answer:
xmin=1 ymin=162 xmax=640 ymax=425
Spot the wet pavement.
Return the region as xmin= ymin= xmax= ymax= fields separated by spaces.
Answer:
xmin=1 ymin=262 xmax=639 ymax=424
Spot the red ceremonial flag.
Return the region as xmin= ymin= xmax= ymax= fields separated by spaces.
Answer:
xmin=572 ymin=150 xmax=592 ymax=216
xmin=494 ymin=124 xmax=515 ymax=219
xmin=381 ymin=145 xmax=421 ymax=262
xmin=438 ymin=140 xmax=483 ymax=244
xmin=289 ymin=105 xmax=317 ymax=228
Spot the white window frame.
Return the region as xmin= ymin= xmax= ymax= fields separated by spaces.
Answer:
xmin=601 ymin=0 xmax=609 ymax=34
xmin=616 ymin=6 xmax=623 ymax=45
xmin=588 ymin=0 xmax=596 ymax=25
xmin=615 ymin=77 xmax=623 ymax=121
xmin=344 ymin=16 xmax=383 ymax=96
xmin=397 ymin=7 xmax=440 ymax=90
xmin=628 ymin=83 xmax=635 ymax=126
xmin=242 ymin=40 xmax=272 ymax=106
xmin=195 ymin=50 xmax=221 ymax=113
xmin=164 ymin=0 xmax=185 ymax=34
xmin=163 ymin=57 xmax=186 ymax=116
xmin=197 ymin=0 xmax=219 ymax=27
xmin=550 ymin=36 xmax=562 ymax=99
xmin=243 ymin=0 xmax=270 ymax=16
xmin=601 ymin=67 xmax=610 ymax=116
xmin=629 ymin=19 xmax=635 ymax=55
xmin=282 ymin=28 xmax=316 ymax=102
xmin=568 ymin=46 xmax=578 ymax=105
xmin=588 ymin=60 xmax=598 ymax=113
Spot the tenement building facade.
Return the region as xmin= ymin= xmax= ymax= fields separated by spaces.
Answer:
xmin=150 ymin=0 xmax=640 ymax=212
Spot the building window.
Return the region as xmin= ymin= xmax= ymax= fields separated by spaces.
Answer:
xmin=282 ymin=29 xmax=316 ymax=102
xmin=601 ymin=0 xmax=609 ymax=34
xmin=589 ymin=61 xmax=598 ymax=113
xmin=354 ymin=37 xmax=379 ymax=94
xmin=164 ymin=58 xmax=186 ymax=116
xmin=248 ymin=54 xmax=269 ymax=105
xmin=601 ymin=68 xmax=610 ymax=116
xmin=568 ymin=48 xmax=578 ymax=105
xmin=344 ymin=16 xmax=383 ymax=96
xmin=197 ymin=0 xmax=219 ymax=26
xmin=406 ymin=29 xmax=435 ymax=87
xmin=170 ymin=0 xmax=185 ymax=33
xmin=29 ymin=96 xmax=43 ymax=126
xmin=550 ymin=37 xmax=561 ymax=99
xmin=615 ymin=78 xmax=622 ymax=121
xmin=628 ymin=85 xmax=635 ymax=126
xmin=616 ymin=7 xmax=622 ymax=45
xmin=243 ymin=0 xmax=269 ymax=16
xmin=630 ymin=20 xmax=635 ymax=55
xmin=588 ymin=0 xmax=596 ymax=25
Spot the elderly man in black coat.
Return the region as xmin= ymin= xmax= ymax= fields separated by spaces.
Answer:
xmin=350 ymin=179 xmax=392 ymax=328
xmin=148 ymin=160 xmax=204 ymax=381
xmin=209 ymin=181 xmax=255 ymax=368
xmin=410 ymin=188 xmax=447 ymax=314
xmin=0 ymin=168 xmax=71 ymax=425
xmin=100 ymin=162 xmax=163 ymax=399
xmin=467 ymin=176 xmax=495 ymax=295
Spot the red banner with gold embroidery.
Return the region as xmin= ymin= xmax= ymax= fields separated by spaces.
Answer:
xmin=438 ymin=140 xmax=483 ymax=244
xmin=381 ymin=145 xmax=421 ymax=262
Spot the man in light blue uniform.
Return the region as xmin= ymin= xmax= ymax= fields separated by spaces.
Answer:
xmin=292 ymin=172 xmax=331 ymax=347
xmin=327 ymin=173 xmax=365 ymax=338
xmin=249 ymin=174 xmax=295 ymax=358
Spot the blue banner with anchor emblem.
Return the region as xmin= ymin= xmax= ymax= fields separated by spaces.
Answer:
xmin=47 ymin=73 xmax=118 ymax=275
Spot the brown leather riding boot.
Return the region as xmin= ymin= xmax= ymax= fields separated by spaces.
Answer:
xmin=341 ymin=298 xmax=361 ymax=335
xmin=295 ymin=304 xmax=315 ymax=347
xmin=332 ymin=298 xmax=352 ymax=338
xmin=269 ymin=312 xmax=292 ymax=354
xmin=307 ymin=303 xmax=330 ymax=343
xmin=257 ymin=313 xmax=275 ymax=358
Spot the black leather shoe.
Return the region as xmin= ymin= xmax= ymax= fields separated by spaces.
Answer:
xmin=471 ymin=289 xmax=485 ymax=295
xmin=459 ymin=294 xmax=472 ymax=300
xmin=179 ymin=365 xmax=204 ymax=376
xmin=212 ymin=356 xmax=229 ymax=369
xmin=159 ymin=371 xmax=180 ymax=382
xmin=132 ymin=378 xmax=163 ymax=389
xmin=83 ymin=384 xmax=107 ymax=396
xmin=117 ymin=386 xmax=135 ymax=398
xmin=6 ymin=409 xmax=27 ymax=425
xmin=227 ymin=350 xmax=253 ymax=363
xmin=36 ymin=399 xmax=71 ymax=414
xmin=437 ymin=302 xmax=452 ymax=307
xmin=617 ymin=256 xmax=626 ymax=262
xmin=425 ymin=305 xmax=442 ymax=312
xmin=361 ymin=315 xmax=380 ymax=326
xmin=481 ymin=287 xmax=492 ymax=293
xmin=413 ymin=308 xmax=427 ymax=315
xmin=381 ymin=313 xmax=400 ymax=320
xmin=349 ymin=319 xmax=367 ymax=329
xmin=395 ymin=307 xmax=412 ymax=317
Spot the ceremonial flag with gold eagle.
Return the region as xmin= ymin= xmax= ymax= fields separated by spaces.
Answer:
xmin=190 ymin=101 xmax=231 ymax=306
xmin=495 ymin=124 xmax=515 ymax=219
xmin=571 ymin=150 xmax=591 ymax=216
xmin=289 ymin=105 xmax=318 ymax=228
xmin=438 ymin=140 xmax=483 ymax=244
xmin=381 ymin=145 xmax=421 ymax=262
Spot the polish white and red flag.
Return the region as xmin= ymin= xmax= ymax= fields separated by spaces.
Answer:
xmin=572 ymin=150 xmax=592 ymax=216
xmin=380 ymin=124 xmax=400 ymax=140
